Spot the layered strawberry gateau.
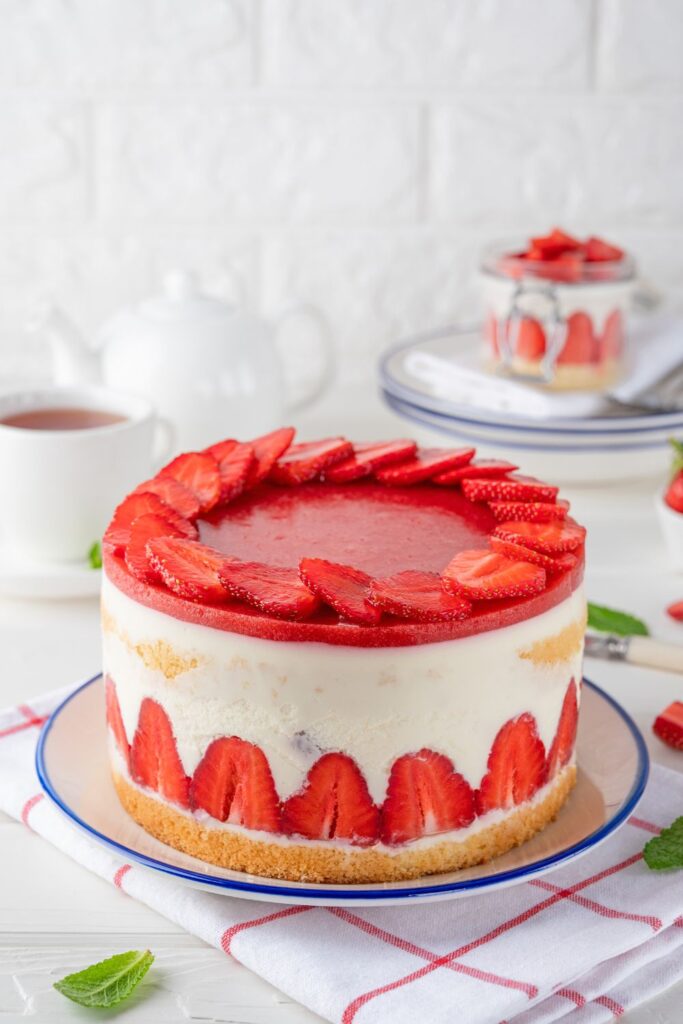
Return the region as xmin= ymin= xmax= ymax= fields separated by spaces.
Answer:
xmin=102 ymin=429 xmax=586 ymax=883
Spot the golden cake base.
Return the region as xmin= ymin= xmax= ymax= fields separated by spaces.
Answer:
xmin=112 ymin=765 xmax=577 ymax=884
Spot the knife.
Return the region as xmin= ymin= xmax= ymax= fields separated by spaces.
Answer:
xmin=585 ymin=632 xmax=683 ymax=675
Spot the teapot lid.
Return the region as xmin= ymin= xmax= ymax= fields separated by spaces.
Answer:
xmin=139 ymin=270 xmax=233 ymax=323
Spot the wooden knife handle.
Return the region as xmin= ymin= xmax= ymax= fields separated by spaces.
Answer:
xmin=628 ymin=636 xmax=683 ymax=675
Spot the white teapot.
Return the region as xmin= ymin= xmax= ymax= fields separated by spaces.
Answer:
xmin=37 ymin=271 xmax=334 ymax=452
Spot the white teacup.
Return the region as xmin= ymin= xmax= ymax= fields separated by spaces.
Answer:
xmin=0 ymin=386 xmax=168 ymax=563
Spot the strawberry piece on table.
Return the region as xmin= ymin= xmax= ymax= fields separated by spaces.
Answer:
xmin=433 ymin=459 xmax=518 ymax=485
xmin=218 ymin=561 xmax=320 ymax=620
xmin=104 ymin=492 xmax=197 ymax=554
xmin=161 ymin=451 xmax=222 ymax=513
xmin=493 ymin=518 xmax=586 ymax=554
xmin=557 ymin=312 xmax=599 ymax=365
xmin=461 ymin=474 xmax=558 ymax=504
xmin=667 ymin=600 xmax=683 ymax=622
xmin=546 ymin=679 xmax=579 ymax=779
xmin=124 ymin=513 xmax=186 ymax=584
xmin=374 ymin=447 xmax=475 ymax=485
xmin=105 ymin=675 xmax=130 ymax=769
xmin=584 ymin=236 xmax=624 ymax=262
xmin=207 ymin=440 xmax=255 ymax=502
xmin=665 ymin=473 xmax=683 ymax=514
xmin=269 ymin=437 xmax=353 ymax=485
xmin=148 ymin=537 xmax=232 ymax=603
xmin=190 ymin=736 xmax=280 ymax=832
xmin=369 ymin=570 xmax=472 ymax=622
xmin=130 ymin=698 xmax=190 ymax=808
xmin=299 ymin=557 xmax=381 ymax=625
xmin=652 ymin=702 xmax=683 ymax=751
xmin=381 ymin=748 xmax=475 ymax=845
xmin=133 ymin=476 xmax=201 ymax=520
xmin=281 ymin=752 xmax=379 ymax=846
xmin=443 ymin=549 xmax=546 ymax=601
xmin=324 ymin=439 xmax=417 ymax=483
xmin=514 ymin=318 xmax=546 ymax=360
xmin=248 ymin=426 xmax=296 ymax=484
xmin=490 ymin=536 xmax=577 ymax=576
xmin=477 ymin=713 xmax=546 ymax=813
xmin=488 ymin=499 xmax=569 ymax=523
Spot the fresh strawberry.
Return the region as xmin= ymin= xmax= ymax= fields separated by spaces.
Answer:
xmin=104 ymin=492 xmax=197 ymax=554
xmin=190 ymin=736 xmax=280 ymax=832
xmin=281 ymin=753 xmax=379 ymax=846
xmin=443 ymin=549 xmax=546 ymax=601
xmin=513 ymin=318 xmax=546 ymax=360
xmin=269 ymin=438 xmax=353 ymax=485
xmin=461 ymin=474 xmax=558 ymax=504
xmin=381 ymin=748 xmax=475 ymax=845
xmin=324 ymin=439 xmax=417 ymax=483
xmin=206 ymin=440 xmax=255 ymax=502
xmin=433 ymin=459 xmax=518 ymax=485
xmin=493 ymin=518 xmax=586 ymax=554
xmin=160 ymin=451 xmax=221 ymax=513
xmin=665 ymin=473 xmax=683 ymax=514
xmin=667 ymin=600 xmax=683 ymax=622
xmin=477 ymin=713 xmax=546 ymax=813
xmin=374 ymin=448 xmax=475 ymax=485
xmin=248 ymin=426 xmax=295 ymax=484
xmin=124 ymin=513 xmax=186 ymax=584
xmin=652 ymin=701 xmax=683 ymax=751
xmin=490 ymin=536 xmax=577 ymax=576
xmin=488 ymin=499 xmax=569 ymax=523
xmin=105 ymin=675 xmax=130 ymax=768
xmin=299 ymin=557 xmax=381 ymax=625
xmin=584 ymin=236 xmax=624 ymax=262
xmin=369 ymin=570 xmax=472 ymax=622
xmin=133 ymin=476 xmax=201 ymax=520
xmin=557 ymin=312 xmax=598 ymax=365
xmin=534 ymin=253 xmax=583 ymax=284
xmin=546 ymin=679 xmax=579 ymax=779
xmin=130 ymin=698 xmax=190 ymax=808
xmin=218 ymin=561 xmax=320 ymax=619
xmin=148 ymin=537 xmax=232 ymax=603
xmin=599 ymin=310 xmax=623 ymax=362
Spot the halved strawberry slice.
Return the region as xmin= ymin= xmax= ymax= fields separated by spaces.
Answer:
xmin=493 ymin=518 xmax=586 ymax=554
xmin=218 ymin=561 xmax=320 ymax=620
xmin=557 ymin=312 xmax=598 ymax=366
xmin=190 ymin=736 xmax=280 ymax=832
xmin=374 ymin=447 xmax=475 ymax=485
xmin=269 ymin=438 xmax=353 ymax=485
xmin=369 ymin=570 xmax=471 ymax=622
xmin=461 ymin=474 xmax=558 ymax=504
xmin=105 ymin=675 xmax=130 ymax=769
xmin=381 ymin=748 xmax=475 ymax=845
xmin=324 ymin=439 xmax=418 ymax=483
xmin=104 ymin=492 xmax=197 ymax=554
xmin=584 ymin=236 xmax=624 ymax=262
xmin=488 ymin=499 xmax=569 ymax=523
xmin=148 ymin=537 xmax=232 ymax=603
xmin=299 ymin=557 xmax=381 ymax=625
xmin=281 ymin=752 xmax=379 ymax=846
xmin=124 ymin=513 xmax=186 ymax=584
xmin=160 ymin=451 xmax=221 ymax=513
xmin=433 ymin=459 xmax=518 ymax=485
xmin=667 ymin=600 xmax=683 ymax=622
xmin=248 ymin=426 xmax=295 ymax=484
xmin=443 ymin=549 xmax=546 ymax=601
xmin=546 ymin=679 xmax=579 ymax=779
xmin=133 ymin=476 xmax=201 ymax=520
xmin=653 ymin=701 xmax=683 ymax=751
xmin=206 ymin=440 xmax=255 ymax=502
xmin=130 ymin=698 xmax=190 ymax=808
xmin=489 ymin=536 xmax=577 ymax=576
xmin=477 ymin=713 xmax=546 ymax=813
xmin=514 ymin=318 xmax=546 ymax=360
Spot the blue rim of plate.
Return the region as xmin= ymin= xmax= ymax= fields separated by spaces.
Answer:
xmin=36 ymin=674 xmax=649 ymax=902
xmin=379 ymin=327 xmax=683 ymax=436
xmin=382 ymin=390 xmax=676 ymax=454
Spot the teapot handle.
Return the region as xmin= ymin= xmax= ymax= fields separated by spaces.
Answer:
xmin=273 ymin=304 xmax=335 ymax=413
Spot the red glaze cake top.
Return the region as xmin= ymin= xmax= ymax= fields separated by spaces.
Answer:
xmin=103 ymin=429 xmax=586 ymax=648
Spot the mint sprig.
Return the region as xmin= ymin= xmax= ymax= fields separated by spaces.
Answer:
xmin=88 ymin=540 xmax=102 ymax=570
xmin=54 ymin=949 xmax=154 ymax=1008
xmin=643 ymin=817 xmax=683 ymax=871
xmin=670 ymin=437 xmax=683 ymax=480
xmin=587 ymin=602 xmax=649 ymax=637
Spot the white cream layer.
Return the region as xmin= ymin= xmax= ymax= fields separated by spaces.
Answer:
xmin=102 ymin=573 xmax=585 ymax=805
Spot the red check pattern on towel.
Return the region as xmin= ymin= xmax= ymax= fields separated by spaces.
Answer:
xmin=1 ymin=686 xmax=683 ymax=1024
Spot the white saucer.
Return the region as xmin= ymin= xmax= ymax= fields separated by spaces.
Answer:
xmin=0 ymin=547 xmax=101 ymax=599
xmin=36 ymin=675 xmax=648 ymax=907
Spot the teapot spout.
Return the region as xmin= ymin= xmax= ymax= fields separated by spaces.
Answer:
xmin=28 ymin=304 xmax=100 ymax=387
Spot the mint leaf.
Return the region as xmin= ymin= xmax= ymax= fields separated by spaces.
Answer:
xmin=54 ymin=949 xmax=154 ymax=1008
xmin=88 ymin=540 xmax=102 ymax=570
xmin=670 ymin=437 xmax=683 ymax=479
xmin=587 ymin=602 xmax=649 ymax=637
xmin=643 ymin=817 xmax=683 ymax=871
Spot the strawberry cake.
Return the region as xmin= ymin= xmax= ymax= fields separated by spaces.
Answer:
xmin=102 ymin=429 xmax=586 ymax=883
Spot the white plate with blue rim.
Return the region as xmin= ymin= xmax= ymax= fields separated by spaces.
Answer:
xmin=36 ymin=674 xmax=648 ymax=907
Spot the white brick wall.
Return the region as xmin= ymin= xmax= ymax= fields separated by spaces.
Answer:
xmin=0 ymin=0 xmax=681 ymax=390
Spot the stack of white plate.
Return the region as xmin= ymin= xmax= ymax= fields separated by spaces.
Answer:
xmin=379 ymin=326 xmax=683 ymax=485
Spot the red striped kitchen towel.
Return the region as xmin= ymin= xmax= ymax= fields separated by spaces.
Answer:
xmin=1 ymin=686 xmax=683 ymax=1024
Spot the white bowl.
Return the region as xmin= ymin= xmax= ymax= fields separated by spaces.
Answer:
xmin=655 ymin=490 xmax=683 ymax=572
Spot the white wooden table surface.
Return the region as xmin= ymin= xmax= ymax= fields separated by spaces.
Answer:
xmin=1 ymin=397 xmax=683 ymax=1022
